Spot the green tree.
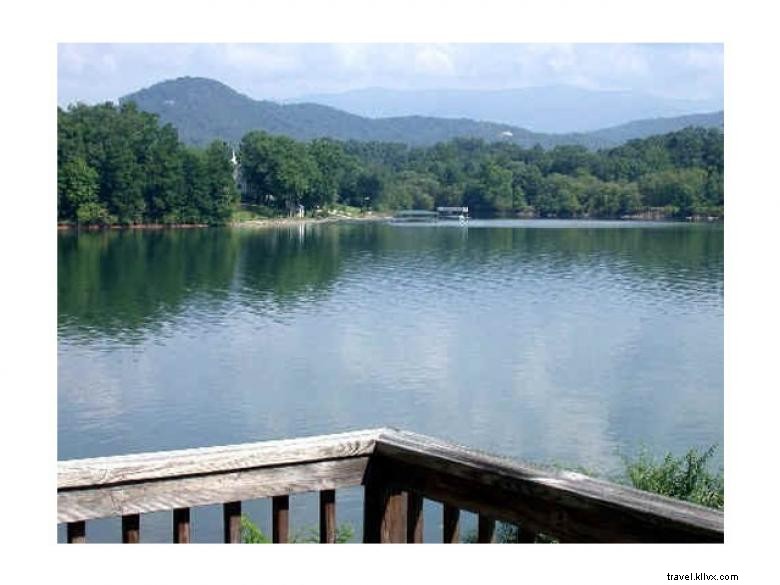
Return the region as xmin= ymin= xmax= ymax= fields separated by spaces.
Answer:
xmin=380 ymin=171 xmax=438 ymax=210
xmin=639 ymin=168 xmax=707 ymax=215
xmin=238 ymin=131 xmax=319 ymax=212
xmin=58 ymin=157 xmax=102 ymax=223
xmin=204 ymin=141 xmax=240 ymax=222
xmin=58 ymin=102 xmax=239 ymax=225
xmin=537 ymin=174 xmax=583 ymax=217
xmin=308 ymin=139 xmax=348 ymax=207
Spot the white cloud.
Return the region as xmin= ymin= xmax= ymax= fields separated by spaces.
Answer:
xmin=100 ymin=53 xmax=118 ymax=73
xmin=57 ymin=43 xmax=724 ymax=106
xmin=219 ymin=44 xmax=300 ymax=73
xmin=58 ymin=44 xmax=88 ymax=74
xmin=414 ymin=46 xmax=456 ymax=76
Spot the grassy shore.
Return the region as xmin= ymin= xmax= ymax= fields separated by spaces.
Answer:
xmin=231 ymin=214 xmax=390 ymax=229
xmin=231 ymin=203 xmax=391 ymax=228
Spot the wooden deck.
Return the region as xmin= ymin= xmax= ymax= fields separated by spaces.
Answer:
xmin=58 ymin=428 xmax=723 ymax=543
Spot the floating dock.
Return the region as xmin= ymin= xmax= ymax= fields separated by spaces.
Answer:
xmin=392 ymin=207 xmax=469 ymax=223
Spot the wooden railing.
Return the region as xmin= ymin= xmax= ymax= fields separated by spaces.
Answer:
xmin=58 ymin=428 xmax=724 ymax=543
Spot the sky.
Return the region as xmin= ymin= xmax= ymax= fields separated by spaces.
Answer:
xmin=57 ymin=43 xmax=723 ymax=108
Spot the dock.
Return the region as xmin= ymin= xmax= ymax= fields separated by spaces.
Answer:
xmin=392 ymin=207 xmax=469 ymax=223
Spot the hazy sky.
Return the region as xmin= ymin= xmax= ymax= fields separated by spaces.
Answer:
xmin=58 ymin=43 xmax=723 ymax=107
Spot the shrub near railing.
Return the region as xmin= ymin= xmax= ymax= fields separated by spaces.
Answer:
xmin=241 ymin=516 xmax=354 ymax=543
xmin=623 ymin=445 xmax=724 ymax=510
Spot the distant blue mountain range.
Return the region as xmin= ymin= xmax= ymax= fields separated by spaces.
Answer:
xmin=119 ymin=77 xmax=723 ymax=148
xmin=289 ymin=85 xmax=723 ymax=134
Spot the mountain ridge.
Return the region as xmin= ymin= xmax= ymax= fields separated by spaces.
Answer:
xmin=118 ymin=77 xmax=723 ymax=149
xmin=289 ymin=85 xmax=721 ymax=133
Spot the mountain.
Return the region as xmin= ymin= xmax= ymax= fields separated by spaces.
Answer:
xmin=120 ymin=77 xmax=553 ymax=147
xmin=288 ymin=86 xmax=722 ymax=133
xmin=586 ymin=111 xmax=723 ymax=144
xmin=119 ymin=77 xmax=723 ymax=149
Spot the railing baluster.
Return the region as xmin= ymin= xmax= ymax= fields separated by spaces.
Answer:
xmin=173 ymin=507 xmax=190 ymax=543
xmin=223 ymin=501 xmax=241 ymax=543
xmin=56 ymin=428 xmax=724 ymax=545
xmin=443 ymin=504 xmax=459 ymax=543
xmin=383 ymin=490 xmax=407 ymax=543
xmin=272 ymin=495 xmax=289 ymax=543
xmin=517 ymin=524 xmax=536 ymax=543
xmin=67 ymin=521 xmax=85 ymax=543
xmin=363 ymin=461 xmax=407 ymax=543
xmin=122 ymin=514 xmax=140 ymax=543
xmin=319 ymin=489 xmax=336 ymax=543
xmin=406 ymin=492 xmax=424 ymax=543
xmin=478 ymin=514 xmax=495 ymax=543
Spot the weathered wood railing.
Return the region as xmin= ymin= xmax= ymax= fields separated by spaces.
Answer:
xmin=58 ymin=428 xmax=724 ymax=543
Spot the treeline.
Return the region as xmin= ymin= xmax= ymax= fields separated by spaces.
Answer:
xmin=58 ymin=102 xmax=238 ymax=225
xmin=239 ymin=127 xmax=723 ymax=218
xmin=58 ymin=102 xmax=724 ymax=225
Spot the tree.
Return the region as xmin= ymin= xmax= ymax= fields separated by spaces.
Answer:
xmin=380 ymin=171 xmax=438 ymax=210
xmin=59 ymin=103 xmax=724 ymax=224
xmin=308 ymin=139 xmax=347 ymax=207
xmin=58 ymin=157 xmax=116 ymax=225
xmin=639 ymin=169 xmax=707 ymax=215
xmin=58 ymin=102 xmax=239 ymax=225
xmin=537 ymin=174 xmax=583 ymax=217
xmin=238 ymin=131 xmax=319 ymax=212
xmin=204 ymin=141 xmax=240 ymax=223
xmin=146 ymin=124 xmax=185 ymax=223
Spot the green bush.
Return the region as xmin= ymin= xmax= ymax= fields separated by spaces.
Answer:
xmin=240 ymin=516 xmax=270 ymax=543
xmin=240 ymin=515 xmax=354 ymax=543
xmin=623 ymin=445 xmax=724 ymax=509
xmin=290 ymin=524 xmax=355 ymax=543
xmin=464 ymin=445 xmax=723 ymax=543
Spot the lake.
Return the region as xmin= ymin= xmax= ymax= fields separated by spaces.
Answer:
xmin=57 ymin=219 xmax=723 ymax=542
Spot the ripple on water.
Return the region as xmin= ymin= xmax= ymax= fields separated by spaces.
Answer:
xmin=58 ymin=222 xmax=723 ymax=477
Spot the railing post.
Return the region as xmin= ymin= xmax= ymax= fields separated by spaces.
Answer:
xmin=122 ymin=514 xmax=140 ymax=543
xmin=67 ymin=521 xmax=85 ymax=543
xmin=173 ymin=508 xmax=190 ymax=543
xmin=272 ymin=495 xmax=289 ymax=543
xmin=320 ymin=490 xmax=336 ymax=543
xmin=443 ymin=504 xmax=460 ymax=543
xmin=517 ymin=524 xmax=537 ymax=543
xmin=223 ymin=501 xmax=241 ymax=543
xmin=407 ymin=492 xmax=424 ymax=543
xmin=363 ymin=460 xmax=407 ymax=543
xmin=478 ymin=515 xmax=495 ymax=543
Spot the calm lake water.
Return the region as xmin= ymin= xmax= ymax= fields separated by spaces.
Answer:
xmin=58 ymin=219 xmax=723 ymax=542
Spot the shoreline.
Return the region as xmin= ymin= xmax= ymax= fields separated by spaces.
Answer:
xmin=57 ymin=223 xmax=209 ymax=231
xmin=231 ymin=214 xmax=391 ymax=229
xmin=56 ymin=212 xmax=722 ymax=231
xmin=56 ymin=215 xmax=389 ymax=231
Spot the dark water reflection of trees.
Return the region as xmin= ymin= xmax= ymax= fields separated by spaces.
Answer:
xmin=58 ymin=222 xmax=722 ymax=341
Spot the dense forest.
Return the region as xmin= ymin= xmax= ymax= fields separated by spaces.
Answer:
xmin=58 ymin=101 xmax=723 ymax=225
xmin=239 ymin=127 xmax=723 ymax=219
xmin=58 ymin=102 xmax=239 ymax=225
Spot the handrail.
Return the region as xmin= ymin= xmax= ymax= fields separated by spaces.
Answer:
xmin=58 ymin=429 xmax=380 ymax=523
xmin=59 ymin=428 xmax=380 ymax=491
xmin=57 ymin=427 xmax=724 ymax=543
xmin=371 ymin=429 xmax=724 ymax=543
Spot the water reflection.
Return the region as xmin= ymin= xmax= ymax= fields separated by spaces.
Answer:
xmin=58 ymin=221 xmax=723 ymax=541
xmin=59 ymin=223 xmax=723 ymax=340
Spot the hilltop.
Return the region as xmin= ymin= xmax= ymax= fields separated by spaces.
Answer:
xmin=119 ymin=77 xmax=723 ymax=149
